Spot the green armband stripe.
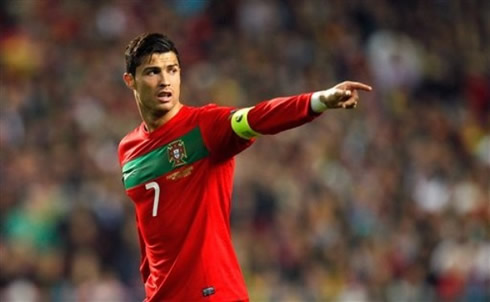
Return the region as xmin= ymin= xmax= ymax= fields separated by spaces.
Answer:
xmin=231 ymin=107 xmax=261 ymax=140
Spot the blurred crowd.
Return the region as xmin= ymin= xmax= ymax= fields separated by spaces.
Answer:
xmin=1 ymin=0 xmax=489 ymax=301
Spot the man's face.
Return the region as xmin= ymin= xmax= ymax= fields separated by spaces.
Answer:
xmin=125 ymin=51 xmax=181 ymax=117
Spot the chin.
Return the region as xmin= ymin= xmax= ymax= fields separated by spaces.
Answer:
xmin=156 ymin=101 xmax=177 ymax=112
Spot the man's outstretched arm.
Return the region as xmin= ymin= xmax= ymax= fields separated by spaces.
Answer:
xmin=232 ymin=81 xmax=373 ymax=139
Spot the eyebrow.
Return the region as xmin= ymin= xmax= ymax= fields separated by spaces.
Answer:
xmin=142 ymin=66 xmax=160 ymax=73
xmin=142 ymin=64 xmax=179 ymax=73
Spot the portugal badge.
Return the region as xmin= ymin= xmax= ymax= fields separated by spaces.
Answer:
xmin=167 ymin=140 xmax=187 ymax=167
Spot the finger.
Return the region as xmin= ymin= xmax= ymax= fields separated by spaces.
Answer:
xmin=341 ymin=93 xmax=359 ymax=108
xmin=352 ymin=89 xmax=359 ymax=100
xmin=343 ymin=81 xmax=372 ymax=92
xmin=342 ymin=99 xmax=357 ymax=108
xmin=343 ymin=99 xmax=358 ymax=109
xmin=333 ymin=88 xmax=352 ymax=99
xmin=343 ymin=102 xmax=355 ymax=109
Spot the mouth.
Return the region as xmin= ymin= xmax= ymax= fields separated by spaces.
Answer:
xmin=157 ymin=91 xmax=172 ymax=103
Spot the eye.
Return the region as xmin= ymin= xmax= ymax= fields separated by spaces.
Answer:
xmin=146 ymin=68 xmax=160 ymax=75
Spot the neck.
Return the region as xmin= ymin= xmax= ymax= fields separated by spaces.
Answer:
xmin=140 ymin=103 xmax=183 ymax=132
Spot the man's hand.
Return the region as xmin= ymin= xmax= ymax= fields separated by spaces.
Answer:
xmin=311 ymin=81 xmax=373 ymax=111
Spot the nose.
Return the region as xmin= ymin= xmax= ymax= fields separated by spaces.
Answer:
xmin=158 ymin=73 xmax=170 ymax=87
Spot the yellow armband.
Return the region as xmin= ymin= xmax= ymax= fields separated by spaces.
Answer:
xmin=231 ymin=107 xmax=261 ymax=140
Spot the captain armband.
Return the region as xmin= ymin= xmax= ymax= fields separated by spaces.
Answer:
xmin=231 ymin=107 xmax=261 ymax=140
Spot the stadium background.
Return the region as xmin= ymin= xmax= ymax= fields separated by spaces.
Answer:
xmin=1 ymin=0 xmax=488 ymax=301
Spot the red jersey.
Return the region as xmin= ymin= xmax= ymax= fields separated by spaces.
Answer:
xmin=118 ymin=93 xmax=316 ymax=301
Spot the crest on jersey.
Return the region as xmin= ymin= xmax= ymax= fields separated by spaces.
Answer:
xmin=167 ymin=140 xmax=187 ymax=167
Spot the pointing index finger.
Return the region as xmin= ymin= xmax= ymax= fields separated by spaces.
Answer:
xmin=344 ymin=81 xmax=373 ymax=92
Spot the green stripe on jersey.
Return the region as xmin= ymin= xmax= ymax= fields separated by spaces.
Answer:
xmin=122 ymin=127 xmax=209 ymax=189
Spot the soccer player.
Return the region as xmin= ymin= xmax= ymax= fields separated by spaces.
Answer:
xmin=118 ymin=33 xmax=372 ymax=301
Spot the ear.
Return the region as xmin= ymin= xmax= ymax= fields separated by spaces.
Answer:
xmin=123 ymin=73 xmax=135 ymax=89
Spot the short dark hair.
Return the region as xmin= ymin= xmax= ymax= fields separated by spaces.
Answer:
xmin=125 ymin=33 xmax=180 ymax=76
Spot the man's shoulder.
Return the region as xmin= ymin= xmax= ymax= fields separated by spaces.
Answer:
xmin=118 ymin=123 xmax=143 ymax=162
xmin=185 ymin=103 xmax=220 ymax=113
xmin=180 ymin=104 xmax=234 ymax=125
xmin=119 ymin=123 xmax=143 ymax=146
xmin=192 ymin=103 xmax=235 ymax=118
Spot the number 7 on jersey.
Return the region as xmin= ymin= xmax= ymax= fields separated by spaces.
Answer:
xmin=145 ymin=181 xmax=160 ymax=217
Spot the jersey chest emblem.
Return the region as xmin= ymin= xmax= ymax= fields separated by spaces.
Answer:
xmin=167 ymin=139 xmax=187 ymax=167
